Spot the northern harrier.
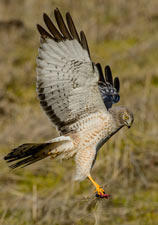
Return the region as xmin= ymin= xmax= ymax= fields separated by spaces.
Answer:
xmin=4 ymin=9 xmax=134 ymax=198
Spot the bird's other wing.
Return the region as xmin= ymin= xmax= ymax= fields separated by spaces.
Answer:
xmin=96 ymin=63 xmax=120 ymax=109
xmin=36 ymin=8 xmax=107 ymax=134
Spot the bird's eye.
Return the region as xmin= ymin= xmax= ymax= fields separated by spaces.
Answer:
xmin=123 ymin=114 xmax=129 ymax=120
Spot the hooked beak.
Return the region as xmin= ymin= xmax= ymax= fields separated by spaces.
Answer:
xmin=127 ymin=118 xmax=134 ymax=128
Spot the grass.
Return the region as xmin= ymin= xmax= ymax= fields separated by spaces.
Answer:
xmin=0 ymin=0 xmax=158 ymax=224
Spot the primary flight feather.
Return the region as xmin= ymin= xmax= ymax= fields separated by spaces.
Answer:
xmin=4 ymin=8 xmax=134 ymax=198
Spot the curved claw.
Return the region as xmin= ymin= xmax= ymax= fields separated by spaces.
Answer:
xmin=95 ymin=186 xmax=111 ymax=199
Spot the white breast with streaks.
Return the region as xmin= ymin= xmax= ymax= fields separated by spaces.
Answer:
xmin=73 ymin=110 xmax=117 ymax=181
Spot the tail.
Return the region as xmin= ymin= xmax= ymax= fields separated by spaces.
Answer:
xmin=4 ymin=136 xmax=73 ymax=169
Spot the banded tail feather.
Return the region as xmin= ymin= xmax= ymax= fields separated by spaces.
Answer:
xmin=4 ymin=137 xmax=74 ymax=169
xmin=4 ymin=143 xmax=54 ymax=169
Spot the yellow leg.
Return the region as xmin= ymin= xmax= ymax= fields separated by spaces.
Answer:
xmin=88 ymin=175 xmax=110 ymax=198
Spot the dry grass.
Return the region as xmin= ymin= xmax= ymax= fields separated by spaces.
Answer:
xmin=0 ymin=0 xmax=158 ymax=224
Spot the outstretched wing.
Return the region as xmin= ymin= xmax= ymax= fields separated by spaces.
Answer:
xmin=36 ymin=9 xmax=107 ymax=134
xmin=96 ymin=63 xmax=120 ymax=109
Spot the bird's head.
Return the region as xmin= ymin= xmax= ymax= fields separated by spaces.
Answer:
xmin=121 ymin=109 xmax=134 ymax=128
xmin=118 ymin=107 xmax=134 ymax=128
xmin=110 ymin=106 xmax=134 ymax=128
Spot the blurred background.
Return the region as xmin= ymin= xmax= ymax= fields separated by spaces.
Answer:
xmin=0 ymin=0 xmax=158 ymax=224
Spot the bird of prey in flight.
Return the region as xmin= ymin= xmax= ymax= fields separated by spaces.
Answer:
xmin=4 ymin=8 xmax=134 ymax=198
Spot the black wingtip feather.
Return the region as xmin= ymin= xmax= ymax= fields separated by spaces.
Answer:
xmin=37 ymin=24 xmax=53 ymax=39
xmin=114 ymin=77 xmax=120 ymax=92
xmin=105 ymin=65 xmax=113 ymax=85
xmin=96 ymin=63 xmax=105 ymax=83
xmin=37 ymin=9 xmax=91 ymax=60
xmin=43 ymin=13 xmax=63 ymax=41
xmin=80 ymin=31 xmax=91 ymax=58
xmin=97 ymin=64 xmax=121 ymax=109
xmin=66 ymin=12 xmax=80 ymax=43
xmin=54 ymin=8 xmax=71 ymax=40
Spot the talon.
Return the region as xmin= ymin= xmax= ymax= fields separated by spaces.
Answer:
xmin=88 ymin=175 xmax=111 ymax=199
xmin=95 ymin=186 xmax=111 ymax=199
